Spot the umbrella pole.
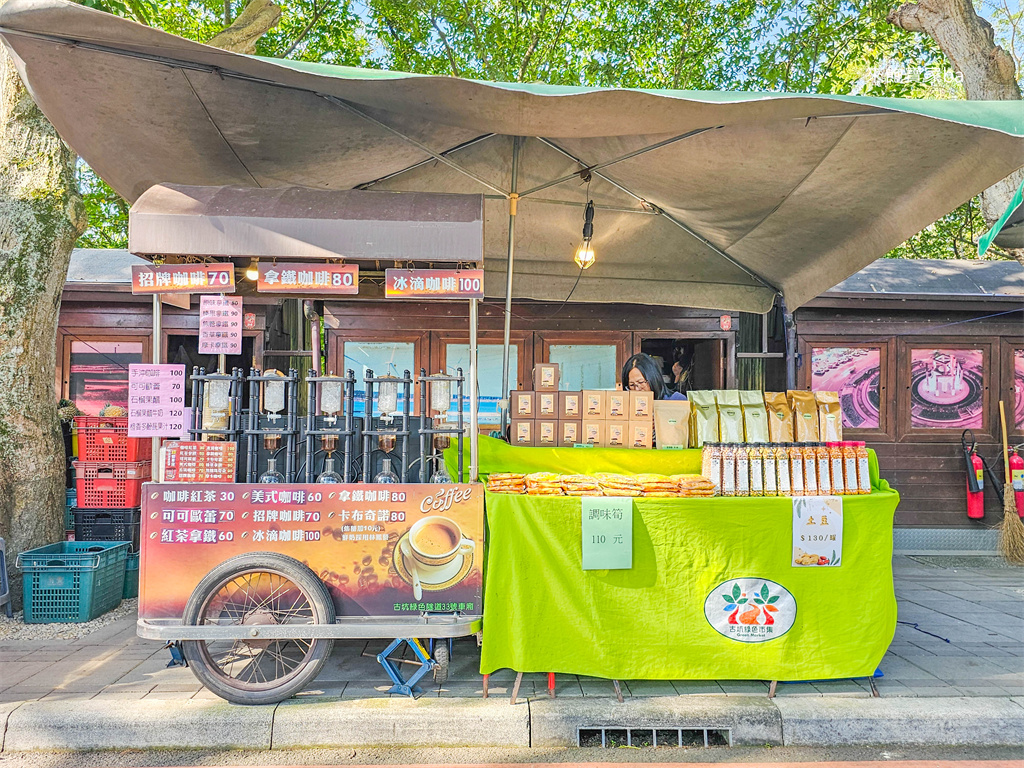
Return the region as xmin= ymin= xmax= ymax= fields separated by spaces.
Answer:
xmin=152 ymin=294 xmax=162 ymax=478
xmin=499 ymin=137 xmax=521 ymax=438
xmin=781 ymin=297 xmax=797 ymax=389
xmin=469 ymin=297 xmax=480 ymax=482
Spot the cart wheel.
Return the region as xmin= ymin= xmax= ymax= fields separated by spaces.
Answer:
xmin=432 ymin=640 xmax=449 ymax=684
xmin=180 ymin=552 xmax=335 ymax=705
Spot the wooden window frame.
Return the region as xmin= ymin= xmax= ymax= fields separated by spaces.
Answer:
xmin=896 ymin=337 xmax=995 ymax=442
xmin=536 ymin=331 xmax=631 ymax=389
xmin=1000 ymin=338 xmax=1024 ymax=439
xmin=59 ymin=331 xmax=151 ymax=402
xmin=632 ymin=331 xmax=735 ymax=389
xmin=429 ymin=330 xmax=533 ymax=392
xmin=328 ymin=330 xmax=429 ymax=415
xmin=799 ymin=335 xmax=896 ymax=441
xmin=162 ymin=330 xmax=263 ymax=368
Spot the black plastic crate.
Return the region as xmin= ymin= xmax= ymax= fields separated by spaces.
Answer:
xmin=72 ymin=507 xmax=141 ymax=552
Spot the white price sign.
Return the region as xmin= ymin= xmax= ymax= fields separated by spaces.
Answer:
xmin=792 ymin=496 xmax=843 ymax=567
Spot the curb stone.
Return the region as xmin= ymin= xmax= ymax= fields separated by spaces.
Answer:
xmin=272 ymin=697 xmax=530 ymax=748
xmin=528 ymin=695 xmax=783 ymax=747
xmin=0 ymin=703 xmax=23 ymax=752
xmin=774 ymin=696 xmax=1024 ymax=746
xmin=3 ymin=699 xmax=275 ymax=751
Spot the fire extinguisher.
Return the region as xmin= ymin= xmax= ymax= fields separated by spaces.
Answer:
xmin=962 ymin=431 xmax=985 ymax=519
xmin=1010 ymin=445 xmax=1024 ymax=519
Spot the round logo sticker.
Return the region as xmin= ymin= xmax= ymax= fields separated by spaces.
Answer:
xmin=704 ymin=578 xmax=797 ymax=643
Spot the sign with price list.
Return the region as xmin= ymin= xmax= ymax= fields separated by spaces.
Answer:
xmin=162 ymin=441 xmax=237 ymax=482
xmin=385 ymin=269 xmax=484 ymax=299
xmin=127 ymin=364 xmax=186 ymax=437
xmin=131 ymin=263 xmax=235 ymax=294
xmin=581 ymin=496 xmax=632 ymax=570
xmin=198 ymin=295 xmax=242 ymax=355
xmin=792 ymin=496 xmax=843 ymax=567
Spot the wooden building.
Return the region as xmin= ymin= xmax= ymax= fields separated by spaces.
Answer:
xmin=58 ymin=250 xmax=1023 ymax=543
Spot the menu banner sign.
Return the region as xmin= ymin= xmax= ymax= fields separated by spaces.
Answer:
xmin=385 ymin=269 xmax=484 ymax=299
xmin=792 ymin=496 xmax=843 ymax=567
xmin=199 ymin=295 xmax=242 ymax=355
xmin=162 ymin=441 xmax=237 ymax=483
xmin=581 ymin=496 xmax=633 ymax=570
xmin=139 ymin=483 xmax=484 ymax=620
xmin=127 ymin=364 xmax=186 ymax=437
xmin=258 ymin=263 xmax=359 ymax=294
xmin=132 ymin=264 xmax=235 ymax=294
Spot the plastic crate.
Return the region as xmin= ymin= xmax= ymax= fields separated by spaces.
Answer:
xmin=74 ymin=416 xmax=151 ymax=462
xmin=72 ymin=461 xmax=150 ymax=508
xmin=64 ymin=489 xmax=76 ymax=531
xmin=16 ymin=541 xmax=128 ymax=623
xmin=72 ymin=507 xmax=141 ymax=552
xmin=123 ymin=552 xmax=139 ymax=599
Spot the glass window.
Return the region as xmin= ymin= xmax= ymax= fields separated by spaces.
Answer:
xmin=910 ymin=348 xmax=984 ymax=429
xmin=811 ymin=346 xmax=881 ymax=430
xmin=549 ymin=344 xmax=617 ymax=390
xmin=445 ymin=343 xmax=518 ymax=424
xmin=1013 ymin=349 xmax=1024 ymax=429
xmin=343 ymin=341 xmax=415 ymax=416
xmin=68 ymin=340 xmax=144 ymax=416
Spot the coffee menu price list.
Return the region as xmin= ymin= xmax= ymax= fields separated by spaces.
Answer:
xmin=198 ymin=295 xmax=242 ymax=355
xmin=139 ymin=483 xmax=484 ymax=620
xmin=162 ymin=441 xmax=237 ymax=483
xmin=127 ymin=364 xmax=187 ymax=437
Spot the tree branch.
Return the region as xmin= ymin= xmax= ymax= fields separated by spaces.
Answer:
xmin=431 ymin=17 xmax=461 ymax=76
xmin=207 ymin=0 xmax=283 ymax=55
xmin=282 ymin=0 xmax=332 ymax=57
xmin=517 ymin=5 xmax=547 ymax=81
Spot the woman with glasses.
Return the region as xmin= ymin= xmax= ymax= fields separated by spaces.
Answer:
xmin=621 ymin=353 xmax=686 ymax=400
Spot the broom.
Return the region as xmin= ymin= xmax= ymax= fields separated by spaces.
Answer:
xmin=997 ymin=401 xmax=1024 ymax=565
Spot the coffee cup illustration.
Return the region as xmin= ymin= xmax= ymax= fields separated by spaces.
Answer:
xmin=408 ymin=516 xmax=474 ymax=567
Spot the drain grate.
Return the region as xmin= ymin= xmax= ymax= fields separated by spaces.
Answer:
xmin=577 ymin=727 xmax=731 ymax=748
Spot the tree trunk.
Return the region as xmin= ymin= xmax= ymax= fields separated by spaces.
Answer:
xmin=0 ymin=31 xmax=86 ymax=608
xmin=888 ymin=0 xmax=1024 ymax=263
xmin=207 ymin=0 xmax=282 ymax=54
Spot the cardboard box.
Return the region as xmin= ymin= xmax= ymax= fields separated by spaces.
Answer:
xmin=629 ymin=390 xmax=654 ymax=419
xmin=582 ymin=390 xmax=606 ymax=418
xmin=533 ymin=363 xmax=560 ymax=391
xmin=536 ymin=418 xmax=558 ymax=446
xmin=628 ymin=419 xmax=654 ymax=449
xmin=559 ymin=391 xmax=583 ymax=419
xmin=558 ymin=420 xmax=582 ymax=447
xmin=537 ymin=391 xmax=558 ymax=417
xmin=606 ymin=420 xmax=628 ymax=448
xmin=581 ymin=419 xmax=605 ymax=447
xmin=607 ymin=391 xmax=628 ymax=419
xmin=510 ymin=390 xmax=535 ymax=418
xmin=510 ymin=419 xmax=535 ymax=447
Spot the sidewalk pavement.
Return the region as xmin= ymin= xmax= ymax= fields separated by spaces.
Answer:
xmin=0 ymin=555 xmax=1021 ymax=751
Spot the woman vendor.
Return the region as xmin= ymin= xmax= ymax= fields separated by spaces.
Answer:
xmin=622 ymin=353 xmax=686 ymax=400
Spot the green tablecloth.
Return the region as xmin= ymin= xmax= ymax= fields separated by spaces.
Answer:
xmin=459 ymin=437 xmax=900 ymax=682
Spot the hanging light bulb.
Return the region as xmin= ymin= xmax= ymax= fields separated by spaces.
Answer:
xmin=574 ymin=200 xmax=596 ymax=269
xmin=245 ymin=258 xmax=260 ymax=281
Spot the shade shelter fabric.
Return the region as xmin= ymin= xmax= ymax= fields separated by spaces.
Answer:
xmin=128 ymin=184 xmax=485 ymax=262
xmin=2 ymin=0 xmax=1023 ymax=312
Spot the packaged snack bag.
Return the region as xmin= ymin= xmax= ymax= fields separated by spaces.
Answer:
xmin=816 ymin=391 xmax=843 ymax=442
xmin=764 ymin=392 xmax=794 ymax=443
xmin=740 ymin=390 xmax=769 ymax=443
xmin=789 ymin=390 xmax=819 ymax=443
xmin=714 ymin=390 xmax=744 ymax=443
xmin=688 ymin=391 xmax=718 ymax=448
xmin=653 ymin=400 xmax=690 ymax=448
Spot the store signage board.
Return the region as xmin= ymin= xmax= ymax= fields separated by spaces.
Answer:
xmin=131 ymin=264 xmax=235 ymax=294
xmin=385 ymin=269 xmax=484 ymax=299
xmin=792 ymin=496 xmax=843 ymax=566
xmin=257 ymin=262 xmax=359 ymax=294
xmin=581 ymin=497 xmax=632 ymax=570
xmin=199 ymin=295 xmax=242 ymax=355
xmin=127 ymin=364 xmax=186 ymax=437
xmin=163 ymin=441 xmax=237 ymax=483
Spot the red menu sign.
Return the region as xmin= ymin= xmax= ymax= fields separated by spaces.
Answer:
xmin=385 ymin=269 xmax=484 ymax=299
xmin=127 ymin=364 xmax=186 ymax=437
xmin=257 ymin=263 xmax=359 ymax=294
xmin=199 ymin=295 xmax=242 ymax=355
xmin=131 ymin=264 xmax=235 ymax=294
xmin=139 ymin=483 xmax=484 ymax=620
xmin=162 ymin=441 xmax=237 ymax=483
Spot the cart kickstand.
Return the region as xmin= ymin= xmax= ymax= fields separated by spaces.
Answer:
xmin=869 ymin=677 xmax=880 ymax=697
xmin=768 ymin=680 xmax=777 ymax=698
xmin=612 ymin=679 xmax=624 ymax=703
xmin=163 ymin=642 xmax=187 ymax=668
xmin=376 ymin=638 xmax=436 ymax=698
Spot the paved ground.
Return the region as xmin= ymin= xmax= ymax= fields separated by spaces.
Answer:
xmin=0 ymin=555 xmax=1021 ymax=751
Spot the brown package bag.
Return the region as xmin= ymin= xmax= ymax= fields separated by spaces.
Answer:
xmin=653 ymin=400 xmax=690 ymax=448
xmin=688 ymin=390 xmax=718 ymax=448
xmin=739 ymin=390 xmax=770 ymax=443
xmin=714 ymin=389 xmax=744 ymax=443
xmin=764 ymin=392 xmax=794 ymax=443
xmin=816 ymin=391 xmax=843 ymax=442
xmin=789 ymin=390 xmax=819 ymax=443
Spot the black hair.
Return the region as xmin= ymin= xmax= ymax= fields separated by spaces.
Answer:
xmin=621 ymin=353 xmax=668 ymax=399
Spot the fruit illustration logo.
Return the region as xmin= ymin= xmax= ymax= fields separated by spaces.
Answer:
xmin=703 ymin=578 xmax=797 ymax=643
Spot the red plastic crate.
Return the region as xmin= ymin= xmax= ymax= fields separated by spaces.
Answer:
xmin=74 ymin=417 xmax=152 ymax=462
xmin=72 ymin=461 xmax=151 ymax=508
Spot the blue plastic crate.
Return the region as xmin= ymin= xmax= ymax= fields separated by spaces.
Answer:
xmin=64 ymin=489 xmax=76 ymax=531
xmin=123 ymin=552 xmax=139 ymax=599
xmin=16 ymin=541 xmax=128 ymax=623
